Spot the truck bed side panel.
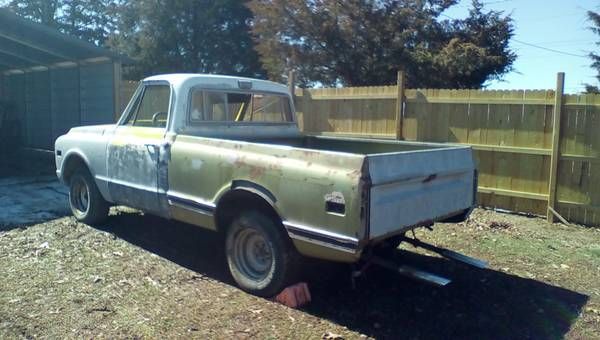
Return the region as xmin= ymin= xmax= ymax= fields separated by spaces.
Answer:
xmin=168 ymin=135 xmax=366 ymax=259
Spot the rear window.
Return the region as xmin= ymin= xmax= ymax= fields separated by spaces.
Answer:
xmin=189 ymin=89 xmax=292 ymax=123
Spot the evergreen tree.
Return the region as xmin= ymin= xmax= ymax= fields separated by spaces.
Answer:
xmin=249 ymin=0 xmax=516 ymax=88
xmin=109 ymin=0 xmax=266 ymax=79
xmin=587 ymin=10 xmax=600 ymax=91
xmin=5 ymin=0 xmax=116 ymax=45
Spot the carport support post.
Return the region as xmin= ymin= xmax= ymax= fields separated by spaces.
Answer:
xmin=547 ymin=72 xmax=565 ymax=223
xmin=113 ymin=61 xmax=121 ymax=121
xmin=0 ymin=73 xmax=3 ymax=130
xmin=395 ymin=70 xmax=406 ymax=140
xmin=0 ymin=73 xmax=3 ymax=98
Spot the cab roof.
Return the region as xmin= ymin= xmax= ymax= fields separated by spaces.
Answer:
xmin=143 ymin=73 xmax=289 ymax=95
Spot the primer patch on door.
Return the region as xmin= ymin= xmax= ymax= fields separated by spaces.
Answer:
xmin=223 ymin=154 xmax=238 ymax=165
xmin=191 ymin=159 xmax=204 ymax=170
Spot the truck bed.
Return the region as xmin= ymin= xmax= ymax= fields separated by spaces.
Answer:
xmin=312 ymin=137 xmax=474 ymax=239
xmin=224 ymin=134 xmax=477 ymax=240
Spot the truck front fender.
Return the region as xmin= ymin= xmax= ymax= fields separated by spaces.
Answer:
xmin=59 ymin=149 xmax=93 ymax=183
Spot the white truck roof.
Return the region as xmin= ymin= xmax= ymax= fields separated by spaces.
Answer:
xmin=143 ymin=73 xmax=289 ymax=95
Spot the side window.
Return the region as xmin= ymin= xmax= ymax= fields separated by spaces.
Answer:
xmin=132 ymin=85 xmax=170 ymax=128
xmin=121 ymin=84 xmax=143 ymax=126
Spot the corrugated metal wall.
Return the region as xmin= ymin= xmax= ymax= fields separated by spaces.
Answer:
xmin=25 ymin=70 xmax=52 ymax=148
xmin=80 ymin=62 xmax=114 ymax=125
xmin=51 ymin=66 xmax=80 ymax=140
xmin=2 ymin=73 xmax=26 ymax=145
xmin=1 ymin=61 xmax=117 ymax=150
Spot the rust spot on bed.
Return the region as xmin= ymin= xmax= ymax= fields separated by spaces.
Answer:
xmin=248 ymin=165 xmax=266 ymax=179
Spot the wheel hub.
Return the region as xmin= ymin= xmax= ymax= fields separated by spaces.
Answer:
xmin=70 ymin=177 xmax=90 ymax=214
xmin=233 ymin=227 xmax=273 ymax=280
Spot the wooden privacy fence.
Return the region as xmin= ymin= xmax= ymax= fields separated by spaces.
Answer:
xmin=119 ymin=80 xmax=139 ymax=115
xmin=293 ymin=73 xmax=600 ymax=227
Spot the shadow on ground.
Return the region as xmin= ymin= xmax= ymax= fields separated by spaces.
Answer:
xmin=0 ymin=149 xmax=70 ymax=231
xmin=98 ymin=211 xmax=233 ymax=284
xmin=97 ymin=211 xmax=588 ymax=340
xmin=0 ymin=176 xmax=70 ymax=231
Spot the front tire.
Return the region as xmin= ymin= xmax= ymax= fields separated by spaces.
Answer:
xmin=69 ymin=169 xmax=109 ymax=225
xmin=225 ymin=210 xmax=298 ymax=297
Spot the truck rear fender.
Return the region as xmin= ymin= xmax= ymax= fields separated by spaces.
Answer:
xmin=213 ymin=180 xmax=363 ymax=262
xmin=214 ymin=181 xmax=285 ymax=235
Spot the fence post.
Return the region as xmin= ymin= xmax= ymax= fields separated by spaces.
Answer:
xmin=287 ymin=70 xmax=296 ymax=104
xmin=547 ymin=72 xmax=565 ymax=223
xmin=395 ymin=70 xmax=405 ymax=140
xmin=300 ymin=88 xmax=312 ymax=132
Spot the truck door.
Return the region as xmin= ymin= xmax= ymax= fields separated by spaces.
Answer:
xmin=107 ymin=82 xmax=171 ymax=216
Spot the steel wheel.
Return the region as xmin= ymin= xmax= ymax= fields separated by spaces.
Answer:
xmin=70 ymin=175 xmax=90 ymax=216
xmin=231 ymin=227 xmax=274 ymax=281
xmin=225 ymin=210 xmax=299 ymax=297
xmin=68 ymin=168 xmax=109 ymax=225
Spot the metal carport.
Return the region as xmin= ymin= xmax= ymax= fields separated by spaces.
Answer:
xmin=0 ymin=9 xmax=130 ymax=150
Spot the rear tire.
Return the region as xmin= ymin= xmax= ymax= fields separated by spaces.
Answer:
xmin=225 ymin=210 xmax=298 ymax=297
xmin=68 ymin=169 xmax=109 ymax=225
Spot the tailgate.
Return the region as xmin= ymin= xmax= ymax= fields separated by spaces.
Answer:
xmin=366 ymin=146 xmax=476 ymax=240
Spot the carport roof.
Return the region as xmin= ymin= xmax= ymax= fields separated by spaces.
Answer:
xmin=0 ymin=9 xmax=131 ymax=73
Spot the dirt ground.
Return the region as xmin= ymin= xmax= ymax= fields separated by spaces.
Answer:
xmin=0 ymin=173 xmax=599 ymax=338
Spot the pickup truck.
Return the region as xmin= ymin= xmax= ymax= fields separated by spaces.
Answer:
xmin=55 ymin=74 xmax=483 ymax=296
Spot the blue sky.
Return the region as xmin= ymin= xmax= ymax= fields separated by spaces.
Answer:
xmin=444 ymin=0 xmax=599 ymax=93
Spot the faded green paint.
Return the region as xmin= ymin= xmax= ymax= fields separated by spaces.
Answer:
xmin=167 ymin=133 xmax=475 ymax=262
xmin=169 ymin=135 xmax=366 ymax=254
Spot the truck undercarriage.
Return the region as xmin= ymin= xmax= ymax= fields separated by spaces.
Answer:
xmin=354 ymin=229 xmax=488 ymax=287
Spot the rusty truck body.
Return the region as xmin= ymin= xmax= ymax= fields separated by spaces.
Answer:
xmin=54 ymin=74 xmax=484 ymax=296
